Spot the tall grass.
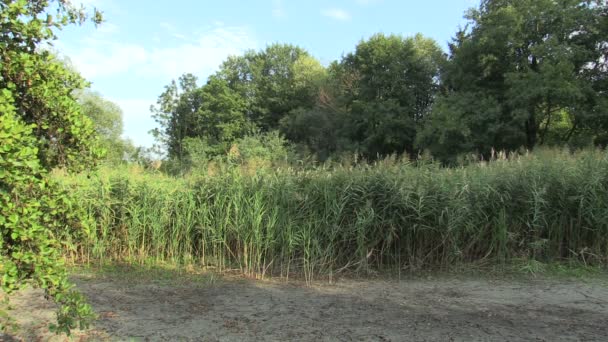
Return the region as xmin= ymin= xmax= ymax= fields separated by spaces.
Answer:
xmin=56 ymin=149 xmax=608 ymax=278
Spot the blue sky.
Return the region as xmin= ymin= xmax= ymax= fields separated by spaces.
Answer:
xmin=56 ymin=0 xmax=479 ymax=147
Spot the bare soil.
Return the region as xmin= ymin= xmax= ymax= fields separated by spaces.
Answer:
xmin=2 ymin=270 xmax=608 ymax=341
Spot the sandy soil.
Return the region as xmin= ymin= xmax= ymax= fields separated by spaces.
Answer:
xmin=2 ymin=270 xmax=608 ymax=342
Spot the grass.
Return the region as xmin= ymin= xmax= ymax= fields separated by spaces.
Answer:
xmin=67 ymin=258 xmax=608 ymax=289
xmin=71 ymin=263 xmax=220 ymax=287
xmin=55 ymin=148 xmax=608 ymax=282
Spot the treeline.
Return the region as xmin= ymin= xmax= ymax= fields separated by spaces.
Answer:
xmin=150 ymin=0 xmax=608 ymax=168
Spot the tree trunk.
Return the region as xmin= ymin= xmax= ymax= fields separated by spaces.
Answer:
xmin=539 ymin=97 xmax=552 ymax=145
xmin=525 ymin=106 xmax=537 ymax=149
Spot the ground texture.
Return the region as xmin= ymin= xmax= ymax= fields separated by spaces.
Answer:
xmin=2 ymin=270 xmax=608 ymax=341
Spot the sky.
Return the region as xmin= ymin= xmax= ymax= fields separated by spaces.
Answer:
xmin=56 ymin=0 xmax=480 ymax=148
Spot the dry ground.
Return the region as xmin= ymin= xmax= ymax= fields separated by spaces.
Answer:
xmin=2 ymin=267 xmax=608 ymax=341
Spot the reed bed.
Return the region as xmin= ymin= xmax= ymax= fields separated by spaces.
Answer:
xmin=56 ymin=149 xmax=608 ymax=279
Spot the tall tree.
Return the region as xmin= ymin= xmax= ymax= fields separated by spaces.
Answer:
xmin=279 ymin=107 xmax=343 ymax=160
xmin=335 ymin=33 xmax=445 ymax=158
xmin=77 ymin=90 xmax=132 ymax=163
xmin=418 ymin=0 xmax=608 ymax=161
xmin=150 ymin=73 xmax=202 ymax=161
xmin=150 ymin=74 xmax=254 ymax=163
xmin=216 ymin=43 xmax=324 ymax=130
xmin=192 ymin=76 xmax=252 ymax=156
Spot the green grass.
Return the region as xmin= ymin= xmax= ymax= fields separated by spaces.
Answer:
xmin=55 ymin=148 xmax=608 ymax=281
xmin=71 ymin=263 xmax=220 ymax=286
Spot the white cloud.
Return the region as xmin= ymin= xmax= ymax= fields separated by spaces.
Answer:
xmin=66 ymin=39 xmax=147 ymax=79
xmin=59 ymin=24 xmax=258 ymax=148
xmin=159 ymin=22 xmax=187 ymax=40
xmin=143 ymin=26 xmax=256 ymax=79
xmin=321 ymin=8 xmax=351 ymax=21
xmin=64 ymin=25 xmax=257 ymax=80
xmin=67 ymin=40 xmax=147 ymax=78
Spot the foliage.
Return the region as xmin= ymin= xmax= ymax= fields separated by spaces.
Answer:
xmin=419 ymin=0 xmax=608 ymax=160
xmin=279 ymin=107 xmax=344 ymax=161
xmin=149 ymin=1 xmax=607 ymax=165
xmin=229 ymin=130 xmax=293 ymax=165
xmin=194 ymin=76 xmax=253 ymax=155
xmin=151 ymin=74 xmax=256 ymax=173
xmin=217 ymin=44 xmax=324 ymax=131
xmin=0 ymin=92 xmax=94 ymax=334
xmin=332 ymin=33 xmax=445 ymax=159
xmin=77 ymin=90 xmax=135 ymax=164
xmin=416 ymin=92 xmax=507 ymax=164
xmin=0 ymin=0 xmax=102 ymax=334
xmin=150 ymin=73 xmax=202 ymax=163
xmin=152 ymin=44 xmax=326 ymax=165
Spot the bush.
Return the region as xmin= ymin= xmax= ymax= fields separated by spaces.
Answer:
xmin=0 ymin=95 xmax=94 ymax=334
xmin=230 ymin=131 xmax=294 ymax=164
xmin=1 ymin=0 xmax=102 ymax=334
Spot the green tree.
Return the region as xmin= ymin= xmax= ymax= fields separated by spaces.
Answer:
xmin=335 ymin=33 xmax=445 ymax=158
xmin=150 ymin=73 xmax=202 ymax=162
xmin=418 ymin=0 xmax=608 ymax=160
xmin=154 ymin=45 xmax=324 ymax=164
xmin=217 ymin=44 xmax=324 ymax=131
xmin=230 ymin=130 xmax=293 ymax=165
xmin=151 ymin=74 xmax=254 ymax=166
xmin=192 ymin=76 xmax=252 ymax=156
xmin=279 ymin=107 xmax=343 ymax=161
xmin=77 ymin=90 xmax=132 ymax=163
xmin=415 ymin=92 xmax=507 ymax=163
xmin=1 ymin=0 xmax=102 ymax=333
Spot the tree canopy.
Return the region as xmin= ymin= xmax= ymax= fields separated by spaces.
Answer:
xmin=149 ymin=1 xmax=607 ymax=166
xmin=417 ymin=0 xmax=608 ymax=162
xmin=77 ymin=90 xmax=137 ymax=164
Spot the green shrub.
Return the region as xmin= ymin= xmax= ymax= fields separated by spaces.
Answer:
xmin=0 ymin=94 xmax=94 ymax=334
xmin=1 ymin=0 xmax=102 ymax=334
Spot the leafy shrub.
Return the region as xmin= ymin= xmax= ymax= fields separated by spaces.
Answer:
xmin=0 ymin=0 xmax=102 ymax=334
xmin=0 ymin=94 xmax=94 ymax=334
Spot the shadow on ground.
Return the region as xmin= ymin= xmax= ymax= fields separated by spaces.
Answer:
xmin=3 ymin=267 xmax=608 ymax=341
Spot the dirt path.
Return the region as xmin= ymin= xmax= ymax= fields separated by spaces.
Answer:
xmin=3 ymin=271 xmax=608 ymax=341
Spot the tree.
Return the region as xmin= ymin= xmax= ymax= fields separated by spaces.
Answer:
xmin=150 ymin=73 xmax=202 ymax=162
xmin=216 ymin=43 xmax=324 ymax=131
xmin=179 ymin=76 xmax=253 ymax=164
xmin=230 ymin=130 xmax=293 ymax=165
xmin=151 ymin=74 xmax=254 ymax=165
xmin=334 ymin=33 xmax=445 ymax=159
xmin=0 ymin=0 xmax=102 ymax=333
xmin=415 ymin=92 xmax=507 ymax=163
xmin=77 ymin=90 xmax=132 ymax=163
xmin=419 ymin=0 xmax=608 ymax=160
xmin=279 ymin=107 xmax=343 ymax=160
xmin=153 ymin=45 xmax=325 ymax=164
xmin=191 ymin=76 xmax=252 ymax=156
